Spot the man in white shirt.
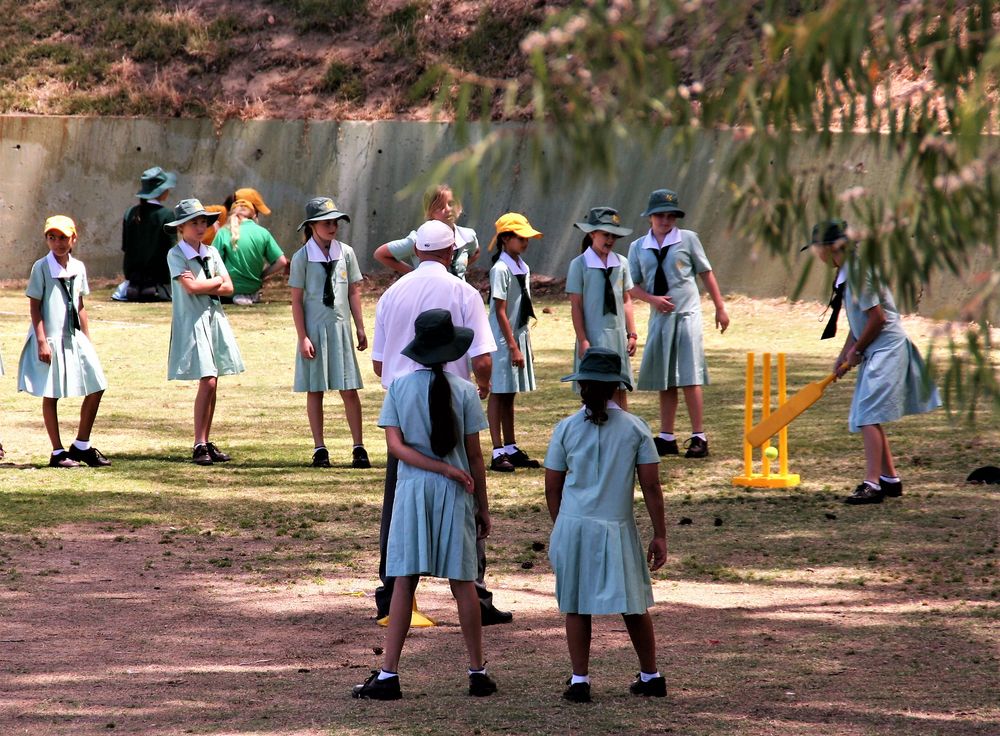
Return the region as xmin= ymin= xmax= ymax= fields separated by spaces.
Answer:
xmin=372 ymin=220 xmax=512 ymax=625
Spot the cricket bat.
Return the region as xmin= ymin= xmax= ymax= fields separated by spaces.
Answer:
xmin=745 ymin=366 xmax=847 ymax=448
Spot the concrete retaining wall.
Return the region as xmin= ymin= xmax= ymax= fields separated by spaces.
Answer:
xmin=0 ymin=116 xmax=990 ymax=318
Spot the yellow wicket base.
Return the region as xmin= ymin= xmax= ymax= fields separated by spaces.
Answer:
xmin=732 ymin=472 xmax=801 ymax=488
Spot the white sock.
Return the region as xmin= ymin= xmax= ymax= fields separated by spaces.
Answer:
xmin=468 ymin=667 xmax=487 ymax=675
xmin=864 ymin=481 xmax=882 ymax=491
xmin=72 ymin=439 xmax=91 ymax=451
xmin=880 ymin=475 xmax=900 ymax=484
xmin=503 ymin=443 xmax=518 ymax=454
xmin=492 ymin=447 xmax=506 ymax=459
xmin=354 ymin=444 xmax=364 ymax=449
xmin=377 ymin=669 xmax=398 ymax=680
xmin=570 ymin=673 xmax=590 ymax=685
xmin=639 ymin=671 xmax=661 ymax=682
xmin=52 ymin=449 xmax=65 ymax=456
xmin=692 ymin=432 xmax=707 ymax=441
xmin=313 ymin=445 xmax=326 ymax=452
xmin=658 ymin=433 xmax=675 ymax=441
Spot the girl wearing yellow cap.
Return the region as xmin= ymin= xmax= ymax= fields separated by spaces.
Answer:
xmin=17 ymin=216 xmax=110 ymax=468
xmin=485 ymin=213 xmax=544 ymax=472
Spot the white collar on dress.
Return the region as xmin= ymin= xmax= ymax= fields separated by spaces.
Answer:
xmin=835 ymin=264 xmax=847 ymax=288
xmin=583 ymin=246 xmax=621 ymax=269
xmin=499 ymin=251 xmax=527 ymax=275
xmin=455 ymin=224 xmax=476 ymax=247
xmin=306 ymin=237 xmax=342 ymax=262
xmin=46 ymin=252 xmax=84 ymax=279
xmin=179 ymin=241 xmax=209 ymax=260
xmin=576 ymin=399 xmax=623 ymax=416
xmin=641 ymin=227 xmax=682 ymax=250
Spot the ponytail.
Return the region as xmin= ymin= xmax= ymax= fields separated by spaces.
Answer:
xmin=301 ymin=223 xmax=314 ymax=244
xmin=580 ymin=233 xmax=593 ymax=254
xmin=580 ymin=380 xmax=615 ymax=425
xmin=428 ymin=363 xmax=459 ymax=457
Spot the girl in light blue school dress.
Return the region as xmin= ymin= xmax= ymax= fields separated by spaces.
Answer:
xmin=627 ymin=189 xmax=730 ymax=459
xmin=485 ymin=213 xmax=543 ymax=473
xmin=165 ymin=199 xmax=245 ymax=466
xmin=566 ymin=207 xmax=639 ymax=409
xmin=290 ymin=197 xmax=369 ymax=470
xmin=17 ymin=216 xmax=110 ymax=468
xmin=372 ymin=184 xmax=480 ymax=280
xmin=544 ymin=347 xmax=667 ymax=704
xmin=807 ymin=220 xmax=941 ymax=505
xmin=353 ymin=309 xmax=496 ymax=701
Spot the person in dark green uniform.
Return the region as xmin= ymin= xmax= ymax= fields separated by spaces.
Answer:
xmin=119 ymin=166 xmax=177 ymax=302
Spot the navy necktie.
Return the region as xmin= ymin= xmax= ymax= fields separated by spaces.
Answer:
xmin=821 ymin=282 xmax=844 ymax=339
xmin=57 ymin=276 xmax=81 ymax=331
xmin=652 ymin=246 xmax=670 ymax=296
xmin=514 ymin=273 xmax=535 ymax=329
xmin=195 ymin=256 xmax=220 ymax=303
xmin=321 ymin=260 xmax=336 ymax=308
xmin=602 ymin=267 xmax=618 ymax=315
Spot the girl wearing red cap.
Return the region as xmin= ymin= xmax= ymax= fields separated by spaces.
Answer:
xmin=17 ymin=216 xmax=110 ymax=468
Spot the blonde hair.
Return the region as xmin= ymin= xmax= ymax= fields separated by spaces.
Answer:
xmin=227 ymin=199 xmax=256 ymax=249
xmin=424 ymin=184 xmax=461 ymax=222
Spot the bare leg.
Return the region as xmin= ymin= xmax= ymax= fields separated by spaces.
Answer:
xmin=77 ymin=389 xmax=104 ymax=441
xmin=382 ymin=575 xmax=418 ymax=672
xmin=878 ymin=425 xmax=898 ymax=477
xmin=658 ymin=388 xmax=679 ymax=433
xmin=682 ymin=385 xmax=704 ymax=433
xmin=42 ymin=397 xmax=62 ymax=450
xmin=499 ymin=394 xmax=516 ymax=446
xmin=451 ymin=579 xmax=484 ymax=670
xmin=206 ymin=381 xmax=218 ymax=442
xmin=306 ymin=391 xmax=325 ymax=447
xmin=487 ymin=394 xmax=504 ymax=449
xmin=860 ymin=424 xmax=884 ymax=484
xmin=340 ymin=389 xmax=364 ymax=446
xmin=565 ymin=613 xmax=592 ymax=675
xmin=623 ymin=612 xmax=657 ymax=674
xmin=194 ymin=377 xmax=217 ymax=445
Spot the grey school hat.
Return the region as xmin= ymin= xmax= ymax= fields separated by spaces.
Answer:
xmin=163 ymin=198 xmax=221 ymax=231
xmin=402 ymin=309 xmax=474 ymax=366
xmin=136 ymin=166 xmax=177 ymax=200
xmin=641 ymin=188 xmax=686 ymax=218
xmin=573 ymin=207 xmax=633 ymax=238
xmin=561 ymin=347 xmax=633 ymax=390
xmin=297 ymin=196 xmax=351 ymax=231
xmin=801 ymin=219 xmax=848 ymax=251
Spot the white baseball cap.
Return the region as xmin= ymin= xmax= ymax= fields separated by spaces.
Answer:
xmin=415 ymin=219 xmax=456 ymax=251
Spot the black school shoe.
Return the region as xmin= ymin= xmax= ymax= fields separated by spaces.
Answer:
xmin=48 ymin=450 xmax=80 ymax=468
xmin=489 ymin=454 xmax=515 ymax=472
xmin=311 ymin=447 xmax=331 ymax=468
xmin=506 ymin=448 xmax=540 ymax=468
xmin=192 ymin=444 xmax=213 ymax=466
xmin=563 ymin=681 xmax=592 ymax=703
xmin=352 ymin=446 xmax=371 ymax=469
xmin=684 ymin=436 xmax=709 ymax=458
xmin=469 ymin=671 xmax=498 ymax=697
xmin=206 ymin=442 xmax=230 ymax=462
xmin=352 ymin=670 xmax=402 ymax=700
xmin=481 ymin=605 xmax=513 ymax=626
xmin=630 ymin=674 xmax=667 ymax=697
xmin=882 ymin=479 xmax=903 ymax=497
xmin=654 ymin=436 xmax=679 ymax=456
xmin=67 ymin=445 xmax=111 ymax=467
xmin=844 ymin=482 xmax=884 ymax=505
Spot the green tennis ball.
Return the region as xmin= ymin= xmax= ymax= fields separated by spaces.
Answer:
xmin=764 ymin=446 xmax=779 ymax=460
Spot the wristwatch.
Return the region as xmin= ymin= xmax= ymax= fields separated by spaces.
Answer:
xmin=627 ymin=332 xmax=638 ymax=339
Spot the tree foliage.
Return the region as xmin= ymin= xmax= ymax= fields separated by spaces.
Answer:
xmin=420 ymin=0 xmax=1000 ymax=414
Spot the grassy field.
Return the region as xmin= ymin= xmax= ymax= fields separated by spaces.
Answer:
xmin=0 ymin=282 xmax=997 ymax=735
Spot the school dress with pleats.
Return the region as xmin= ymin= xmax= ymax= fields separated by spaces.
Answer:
xmin=487 ymin=258 xmax=536 ymax=393
xmin=544 ymin=407 xmax=660 ymax=615
xmin=17 ymin=257 xmax=107 ymax=398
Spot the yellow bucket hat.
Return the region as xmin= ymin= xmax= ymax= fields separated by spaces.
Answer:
xmin=489 ymin=212 xmax=542 ymax=250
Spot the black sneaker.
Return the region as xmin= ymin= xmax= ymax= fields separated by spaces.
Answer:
xmin=481 ymin=606 xmax=513 ymax=626
xmin=48 ymin=450 xmax=80 ymax=468
xmin=630 ymin=674 xmax=666 ymax=697
xmin=468 ymin=671 xmax=498 ymax=697
xmin=193 ymin=444 xmax=213 ymax=466
xmin=352 ymin=446 xmax=371 ymax=469
xmin=312 ymin=447 xmax=331 ymax=468
xmin=206 ymin=443 xmax=230 ymax=462
xmin=654 ymin=437 xmax=679 ymax=456
xmin=563 ymin=681 xmax=592 ymax=703
xmin=489 ymin=454 xmax=515 ymax=472
xmin=684 ymin=436 xmax=709 ymax=458
xmin=882 ymin=479 xmax=903 ymax=497
xmin=352 ymin=670 xmax=402 ymax=700
xmin=67 ymin=445 xmax=111 ymax=467
xmin=506 ymin=448 xmax=540 ymax=468
xmin=844 ymin=482 xmax=884 ymax=505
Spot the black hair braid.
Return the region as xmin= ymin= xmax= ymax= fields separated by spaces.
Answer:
xmin=580 ymin=380 xmax=615 ymax=425
xmin=580 ymin=233 xmax=593 ymax=253
xmin=428 ymin=363 xmax=459 ymax=457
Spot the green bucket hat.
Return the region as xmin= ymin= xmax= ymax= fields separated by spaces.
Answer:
xmin=800 ymin=219 xmax=848 ymax=251
xmin=297 ymin=196 xmax=351 ymax=231
xmin=641 ymin=188 xmax=686 ymax=218
xmin=402 ymin=309 xmax=475 ymax=366
xmin=561 ymin=347 xmax=633 ymax=391
xmin=136 ymin=166 xmax=177 ymax=200
xmin=163 ymin=198 xmax=221 ymax=232
xmin=573 ymin=207 xmax=633 ymax=238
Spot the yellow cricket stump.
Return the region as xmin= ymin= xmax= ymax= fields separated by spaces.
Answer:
xmin=376 ymin=596 xmax=437 ymax=628
xmin=732 ymin=352 xmax=801 ymax=488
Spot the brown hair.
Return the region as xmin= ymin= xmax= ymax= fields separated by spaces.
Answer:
xmin=424 ymin=184 xmax=461 ymax=221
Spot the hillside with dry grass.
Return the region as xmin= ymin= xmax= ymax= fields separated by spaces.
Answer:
xmin=0 ymin=0 xmax=567 ymax=121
